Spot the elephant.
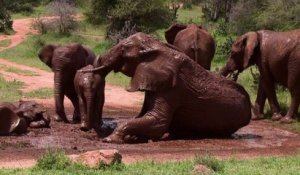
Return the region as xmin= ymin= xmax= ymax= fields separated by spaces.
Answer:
xmin=220 ymin=29 xmax=300 ymax=123
xmin=0 ymin=100 xmax=50 ymax=135
xmin=82 ymin=32 xmax=251 ymax=144
xmin=74 ymin=64 xmax=105 ymax=132
xmin=38 ymin=43 xmax=96 ymax=123
xmin=165 ymin=23 xmax=215 ymax=70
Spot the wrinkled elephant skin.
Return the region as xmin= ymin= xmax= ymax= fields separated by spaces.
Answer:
xmin=86 ymin=32 xmax=251 ymax=144
xmin=38 ymin=43 xmax=96 ymax=123
xmin=74 ymin=65 xmax=105 ymax=132
xmin=165 ymin=23 xmax=215 ymax=70
xmin=220 ymin=29 xmax=300 ymax=123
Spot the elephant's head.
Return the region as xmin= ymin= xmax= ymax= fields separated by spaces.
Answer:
xmin=165 ymin=23 xmax=207 ymax=44
xmin=38 ymin=44 xmax=58 ymax=67
xmin=220 ymin=32 xmax=259 ymax=81
xmin=84 ymin=32 xmax=184 ymax=92
xmin=15 ymin=100 xmax=46 ymax=119
xmin=0 ymin=105 xmax=28 ymax=135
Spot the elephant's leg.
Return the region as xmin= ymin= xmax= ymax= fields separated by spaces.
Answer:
xmin=93 ymin=90 xmax=104 ymax=131
xmin=260 ymin=66 xmax=283 ymax=120
xmin=78 ymin=94 xmax=89 ymax=131
xmin=135 ymin=92 xmax=150 ymax=118
xmin=65 ymin=92 xmax=81 ymax=124
xmin=252 ymin=78 xmax=267 ymax=120
xmin=281 ymin=90 xmax=300 ymax=124
xmin=54 ymin=73 xmax=69 ymax=123
xmin=103 ymin=93 xmax=176 ymax=144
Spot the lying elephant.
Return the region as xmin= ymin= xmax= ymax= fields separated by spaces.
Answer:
xmin=38 ymin=43 xmax=96 ymax=123
xmin=220 ymin=29 xmax=300 ymax=123
xmin=165 ymin=23 xmax=215 ymax=70
xmin=0 ymin=100 xmax=50 ymax=135
xmin=74 ymin=64 xmax=105 ymax=131
xmin=83 ymin=32 xmax=251 ymax=143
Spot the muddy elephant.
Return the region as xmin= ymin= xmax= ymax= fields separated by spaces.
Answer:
xmin=0 ymin=100 xmax=50 ymax=135
xmin=220 ymin=29 xmax=300 ymax=123
xmin=83 ymin=32 xmax=251 ymax=144
xmin=74 ymin=64 xmax=105 ymax=131
xmin=38 ymin=43 xmax=96 ymax=123
xmin=165 ymin=23 xmax=215 ymax=70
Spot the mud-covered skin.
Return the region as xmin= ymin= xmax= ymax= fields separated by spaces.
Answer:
xmin=165 ymin=23 xmax=215 ymax=70
xmin=74 ymin=65 xmax=105 ymax=132
xmin=220 ymin=30 xmax=300 ymax=123
xmin=0 ymin=100 xmax=50 ymax=135
xmin=38 ymin=43 xmax=96 ymax=123
xmin=87 ymin=32 xmax=251 ymax=144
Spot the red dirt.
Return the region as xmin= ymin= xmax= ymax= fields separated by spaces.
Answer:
xmin=0 ymin=17 xmax=300 ymax=168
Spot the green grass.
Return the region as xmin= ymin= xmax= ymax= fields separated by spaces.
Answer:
xmin=0 ymin=76 xmax=24 ymax=102
xmin=0 ymin=39 xmax=11 ymax=48
xmin=177 ymin=5 xmax=203 ymax=24
xmin=106 ymin=72 xmax=130 ymax=88
xmin=0 ymin=75 xmax=53 ymax=101
xmin=12 ymin=6 xmax=47 ymax=19
xmin=23 ymin=87 xmax=53 ymax=99
xmin=0 ymin=64 xmax=38 ymax=76
xmin=1 ymin=151 xmax=300 ymax=175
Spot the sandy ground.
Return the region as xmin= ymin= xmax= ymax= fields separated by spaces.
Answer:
xmin=0 ymin=18 xmax=300 ymax=169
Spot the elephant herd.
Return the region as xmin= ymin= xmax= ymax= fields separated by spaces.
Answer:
xmin=1 ymin=23 xmax=299 ymax=144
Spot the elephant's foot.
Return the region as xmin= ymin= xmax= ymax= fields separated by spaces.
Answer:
xmin=80 ymin=123 xmax=90 ymax=132
xmin=102 ymin=133 xmax=124 ymax=144
xmin=251 ymin=107 xmax=264 ymax=120
xmin=53 ymin=115 xmax=69 ymax=123
xmin=271 ymin=113 xmax=283 ymax=121
xmin=280 ymin=116 xmax=294 ymax=124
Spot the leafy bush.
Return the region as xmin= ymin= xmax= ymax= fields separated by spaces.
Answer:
xmin=193 ymin=154 xmax=225 ymax=172
xmin=36 ymin=150 xmax=71 ymax=170
xmin=0 ymin=3 xmax=13 ymax=32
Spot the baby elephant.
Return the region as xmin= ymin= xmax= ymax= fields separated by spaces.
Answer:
xmin=74 ymin=65 xmax=105 ymax=132
xmin=0 ymin=100 xmax=50 ymax=135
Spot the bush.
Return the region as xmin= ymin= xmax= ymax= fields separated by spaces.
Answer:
xmin=193 ymin=155 xmax=225 ymax=173
xmin=36 ymin=150 xmax=71 ymax=170
xmin=0 ymin=3 xmax=13 ymax=32
xmin=87 ymin=0 xmax=172 ymax=41
xmin=46 ymin=0 xmax=77 ymax=34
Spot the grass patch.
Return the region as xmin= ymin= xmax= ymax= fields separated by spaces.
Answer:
xmin=1 ymin=152 xmax=300 ymax=175
xmin=0 ymin=33 xmax=104 ymax=71
xmin=106 ymin=72 xmax=130 ymax=88
xmin=12 ymin=6 xmax=47 ymax=19
xmin=177 ymin=5 xmax=203 ymax=24
xmin=0 ymin=76 xmax=24 ymax=102
xmin=0 ymin=64 xmax=38 ymax=76
xmin=23 ymin=87 xmax=53 ymax=99
xmin=0 ymin=39 xmax=11 ymax=48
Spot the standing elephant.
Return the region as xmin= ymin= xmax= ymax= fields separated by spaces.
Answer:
xmin=38 ymin=43 xmax=96 ymax=123
xmin=165 ymin=23 xmax=215 ymax=69
xmin=83 ymin=32 xmax=251 ymax=144
xmin=220 ymin=29 xmax=300 ymax=123
xmin=74 ymin=64 xmax=105 ymax=131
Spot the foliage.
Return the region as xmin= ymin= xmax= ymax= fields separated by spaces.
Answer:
xmin=0 ymin=1 xmax=13 ymax=32
xmin=193 ymin=154 xmax=225 ymax=172
xmin=86 ymin=0 xmax=173 ymax=40
xmin=35 ymin=150 xmax=71 ymax=170
xmin=46 ymin=0 xmax=77 ymax=34
xmin=2 ymin=154 xmax=300 ymax=174
xmin=0 ymin=76 xmax=23 ymax=102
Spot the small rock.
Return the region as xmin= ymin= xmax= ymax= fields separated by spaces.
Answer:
xmin=192 ymin=164 xmax=214 ymax=175
xmin=70 ymin=149 xmax=122 ymax=168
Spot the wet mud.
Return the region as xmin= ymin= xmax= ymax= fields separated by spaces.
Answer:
xmin=0 ymin=105 xmax=299 ymax=164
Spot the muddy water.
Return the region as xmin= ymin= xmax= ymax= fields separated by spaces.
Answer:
xmin=0 ymin=107 xmax=300 ymax=164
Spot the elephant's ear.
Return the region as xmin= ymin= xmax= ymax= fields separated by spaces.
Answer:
xmin=127 ymin=45 xmax=183 ymax=92
xmin=234 ymin=32 xmax=258 ymax=69
xmin=39 ymin=44 xmax=57 ymax=67
xmin=165 ymin=23 xmax=187 ymax=44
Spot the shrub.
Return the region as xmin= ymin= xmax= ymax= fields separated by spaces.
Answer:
xmin=0 ymin=3 xmax=13 ymax=32
xmin=193 ymin=155 xmax=224 ymax=173
xmin=46 ymin=0 xmax=77 ymax=34
xmin=36 ymin=150 xmax=71 ymax=170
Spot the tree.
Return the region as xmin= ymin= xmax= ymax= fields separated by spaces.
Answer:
xmin=0 ymin=0 xmax=13 ymax=32
xmin=202 ymin=0 xmax=234 ymax=22
xmin=85 ymin=0 xmax=117 ymax=24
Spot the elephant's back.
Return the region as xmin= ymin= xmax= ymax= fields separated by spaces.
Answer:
xmin=174 ymin=60 xmax=251 ymax=136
